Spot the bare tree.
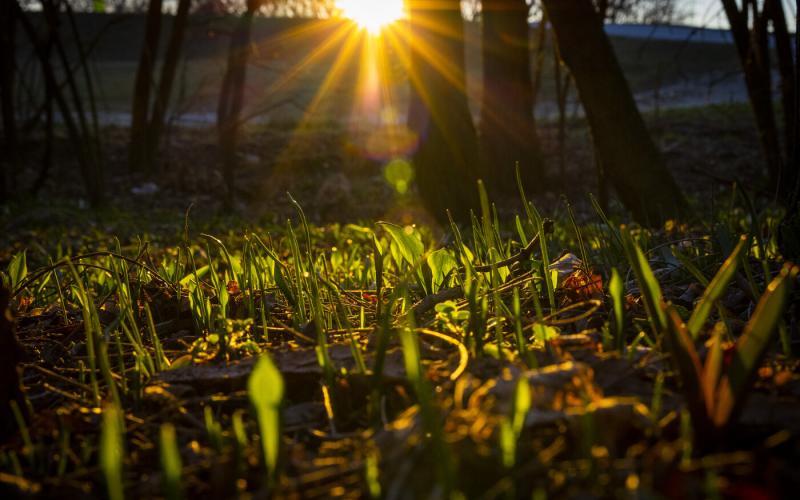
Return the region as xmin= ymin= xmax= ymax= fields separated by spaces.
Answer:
xmin=217 ymin=0 xmax=263 ymax=210
xmin=541 ymin=0 xmax=688 ymax=225
xmin=479 ymin=0 xmax=544 ymax=194
xmin=722 ymin=0 xmax=796 ymax=199
xmin=145 ymin=0 xmax=192 ymax=169
xmin=406 ymin=0 xmax=481 ymax=223
xmin=0 ymin=0 xmax=18 ymax=201
xmin=129 ymin=0 xmax=163 ymax=173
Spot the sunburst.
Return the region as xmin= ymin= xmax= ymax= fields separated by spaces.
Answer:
xmin=337 ymin=0 xmax=406 ymax=35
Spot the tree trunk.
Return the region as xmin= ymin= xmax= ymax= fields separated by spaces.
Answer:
xmin=721 ymin=0 xmax=783 ymax=189
xmin=0 ymin=0 xmax=18 ymax=201
xmin=479 ymin=0 xmax=544 ymax=194
xmin=406 ymin=0 xmax=481 ymax=223
xmin=541 ymin=0 xmax=687 ymax=225
xmin=130 ymin=0 xmax=163 ymax=173
xmin=217 ymin=2 xmax=257 ymax=211
xmin=766 ymin=0 xmax=796 ymax=199
xmin=145 ymin=0 xmax=191 ymax=171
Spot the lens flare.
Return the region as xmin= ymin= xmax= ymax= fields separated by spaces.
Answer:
xmin=337 ymin=0 xmax=405 ymax=34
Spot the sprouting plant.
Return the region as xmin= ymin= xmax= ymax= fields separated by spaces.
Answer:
xmin=434 ymin=300 xmax=470 ymax=334
xmin=159 ymin=423 xmax=183 ymax=500
xmin=623 ymin=232 xmax=798 ymax=446
xmin=100 ymin=403 xmax=124 ymax=500
xmin=499 ymin=377 xmax=531 ymax=470
xmin=248 ymin=354 xmax=285 ymax=487
xmin=398 ymin=306 xmax=456 ymax=496
xmin=608 ymin=268 xmax=625 ymax=351
xmin=663 ymin=263 xmax=797 ymax=445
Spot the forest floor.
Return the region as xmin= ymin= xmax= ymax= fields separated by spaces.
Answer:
xmin=1 ymin=103 xmax=798 ymax=499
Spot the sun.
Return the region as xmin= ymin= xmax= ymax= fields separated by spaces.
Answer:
xmin=337 ymin=0 xmax=405 ymax=34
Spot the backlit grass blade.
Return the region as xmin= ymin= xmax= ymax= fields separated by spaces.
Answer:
xmin=713 ymin=264 xmax=798 ymax=427
xmin=687 ymin=235 xmax=747 ymax=338
xmin=622 ymin=227 xmax=666 ymax=334
xmin=609 ymin=268 xmax=625 ymax=351
xmin=248 ymin=354 xmax=284 ymax=487
xmin=159 ymin=423 xmax=183 ymax=500
xmin=100 ymin=404 xmax=124 ymax=500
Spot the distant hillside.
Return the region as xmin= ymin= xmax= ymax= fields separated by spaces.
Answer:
xmin=603 ymin=24 xmax=736 ymax=44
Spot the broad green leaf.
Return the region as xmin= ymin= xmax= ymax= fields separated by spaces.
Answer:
xmin=687 ymin=235 xmax=747 ymax=338
xmin=100 ymin=404 xmax=124 ymax=500
xmin=248 ymin=354 xmax=284 ymax=483
xmin=531 ymin=322 xmax=559 ymax=343
xmin=378 ymin=222 xmax=424 ymax=268
xmin=179 ymin=265 xmax=209 ymax=288
xmin=8 ymin=250 xmax=27 ymax=291
xmin=427 ymin=249 xmax=457 ymax=293
xmin=714 ymin=264 xmax=797 ymax=427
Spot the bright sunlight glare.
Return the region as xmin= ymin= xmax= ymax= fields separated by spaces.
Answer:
xmin=337 ymin=0 xmax=405 ymax=34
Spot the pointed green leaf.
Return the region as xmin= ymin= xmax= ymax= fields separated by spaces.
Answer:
xmin=609 ymin=268 xmax=625 ymax=346
xmin=8 ymin=250 xmax=27 ymax=291
xmin=427 ymin=249 xmax=457 ymax=293
xmin=248 ymin=354 xmax=284 ymax=483
xmin=714 ymin=264 xmax=797 ymax=427
xmin=687 ymin=235 xmax=747 ymax=338
xmin=663 ymin=304 xmax=710 ymax=428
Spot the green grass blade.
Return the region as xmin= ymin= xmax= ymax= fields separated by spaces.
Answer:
xmin=687 ymin=235 xmax=747 ymax=338
xmin=621 ymin=227 xmax=666 ymax=334
xmin=609 ymin=268 xmax=625 ymax=352
xmin=159 ymin=423 xmax=183 ymax=500
xmin=100 ymin=404 xmax=125 ymax=500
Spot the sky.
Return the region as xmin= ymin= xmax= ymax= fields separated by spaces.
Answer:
xmin=681 ymin=0 xmax=797 ymax=29
xmin=682 ymin=0 xmax=729 ymax=28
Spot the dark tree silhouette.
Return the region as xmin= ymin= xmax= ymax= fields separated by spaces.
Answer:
xmin=541 ymin=0 xmax=688 ymax=225
xmin=130 ymin=0 xmax=163 ymax=173
xmin=406 ymin=0 xmax=481 ymax=223
xmin=145 ymin=0 xmax=192 ymax=170
xmin=722 ymin=0 xmax=796 ymax=201
xmin=0 ymin=0 xmax=18 ymax=200
xmin=217 ymin=0 xmax=262 ymax=210
xmin=479 ymin=0 xmax=544 ymax=194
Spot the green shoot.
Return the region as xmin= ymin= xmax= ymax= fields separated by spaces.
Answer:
xmin=248 ymin=354 xmax=284 ymax=487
